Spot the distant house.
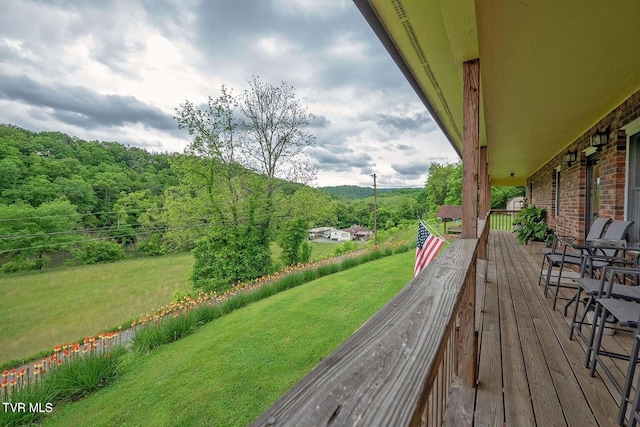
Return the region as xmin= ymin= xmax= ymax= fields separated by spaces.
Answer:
xmin=308 ymin=227 xmax=334 ymax=240
xmin=506 ymin=197 xmax=525 ymax=211
xmin=436 ymin=205 xmax=463 ymax=234
xmin=342 ymin=225 xmax=372 ymax=241
xmin=330 ymin=229 xmax=352 ymax=241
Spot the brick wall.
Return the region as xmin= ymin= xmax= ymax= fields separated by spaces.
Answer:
xmin=527 ymin=90 xmax=640 ymax=240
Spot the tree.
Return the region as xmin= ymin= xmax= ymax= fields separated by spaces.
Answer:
xmin=277 ymin=218 xmax=309 ymax=266
xmin=173 ymin=77 xmax=316 ymax=291
xmin=239 ymin=76 xmax=317 ymax=197
xmin=420 ymin=162 xmax=462 ymax=216
xmin=491 ymin=186 xmax=525 ymax=209
xmin=277 ymin=186 xmax=337 ymax=228
xmin=0 ymin=200 xmax=81 ymax=271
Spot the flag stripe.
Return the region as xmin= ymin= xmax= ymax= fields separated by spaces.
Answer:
xmin=414 ymin=222 xmax=445 ymax=276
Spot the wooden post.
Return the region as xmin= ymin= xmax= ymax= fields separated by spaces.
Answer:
xmin=478 ymin=146 xmax=489 ymax=260
xmin=459 ymin=58 xmax=479 ymax=387
xmin=458 ymin=258 xmax=477 ymax=387
xmin=462 ymin=59 xmax=479 ymax=239
xmin=479 ymin=146 xmax=490 ymax=220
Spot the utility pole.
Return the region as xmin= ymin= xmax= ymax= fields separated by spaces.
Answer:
xmin=371 ymin=173 xmax=378 ymax=246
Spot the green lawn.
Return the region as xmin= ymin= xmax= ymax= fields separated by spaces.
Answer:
xmin=0 ymin=234 xmax=398 ymax=366
xmin=43 ymin=251 xmax=414 ymax=427
xmin=0 ymin=254 xmax=192 ymax=364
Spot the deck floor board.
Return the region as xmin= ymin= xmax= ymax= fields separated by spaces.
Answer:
xmin=470 ymin=231 xmax=634 ymax=426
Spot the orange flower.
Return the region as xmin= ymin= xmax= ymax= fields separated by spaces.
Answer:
xmin=57 ymin=359 xmax=63 ymax=366
xmin=9 ymin=379 xmax=16 ymax=386
xmin=1 ymin=370 xmax=7 ymax=377
xmin=34 ymin=368 xmax=40 ymax=376
xmin=54 ymin=345 xmax=61 ymax=353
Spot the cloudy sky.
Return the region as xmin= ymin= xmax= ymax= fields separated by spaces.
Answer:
xmin=0 ymin=0 xmax=459 ymax=188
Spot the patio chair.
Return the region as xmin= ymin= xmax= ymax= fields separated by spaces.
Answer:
xmin=538 ymin=217 xmax=610 ymax=288
xmin=543 ymin=220 xmax=635 ymax=311
xmin=586 ymin=269 xmax=640 ymax=425
xmin=628 ymin=339 xmax=640 ymax=426
xmin=569 ymin=253 xmax=640 ymax=350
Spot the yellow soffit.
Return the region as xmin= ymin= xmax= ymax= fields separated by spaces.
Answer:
xmin=367 ymin=0 xmax=480 ymax=155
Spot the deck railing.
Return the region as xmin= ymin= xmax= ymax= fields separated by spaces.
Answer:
xmin=489 ymin=209 xmax=519 ymax=231
xmin=251 ymin=220 xmax=488 ymax=427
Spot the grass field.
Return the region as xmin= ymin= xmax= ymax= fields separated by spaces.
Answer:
xmin=0 ymin=253 xmax=192 ymax=364
xmin=0 ymin=228 xmax=409 ymax=366
xmin=0 ymin=243 xmax=353 ymax=365
xmin=42 ymin=250 xmax=414 ymax=426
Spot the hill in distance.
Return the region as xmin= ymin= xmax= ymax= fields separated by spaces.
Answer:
xmin=320 ymin=185 xmax=421 ymax=200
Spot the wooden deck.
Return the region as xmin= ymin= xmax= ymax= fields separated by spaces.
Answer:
xmin=471 ymin=230 xmax=637 ymax=426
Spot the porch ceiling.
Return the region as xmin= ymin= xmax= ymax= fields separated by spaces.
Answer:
xmin=356 ymin=0 xmax=640 ymax=185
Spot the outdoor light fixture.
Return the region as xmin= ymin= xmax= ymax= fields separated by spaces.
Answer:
xmin=591 ymin=127 xmax=610 ymax=151
xmin=563 ymin=150 xmax=577 ymax=166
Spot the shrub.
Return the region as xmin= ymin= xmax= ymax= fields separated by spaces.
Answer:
xmin=303 ymin=269 xmax=318 ymax=282
xmin=2 ymin=258 xmax=36 ymax=273
xmin=74 ymin=240 xmax=126 ymax=264
xmin=137 ymin=233 xmax=165 ymax=256
xmin=45 ymin=347 xmax=126 ymax=401
xmin=0 ymin=381 xmax=58 ymax=426
xmin=340 ymin=257 xmax=359 ymax=270
xmin=189 ymin=233 xmax=272 ymax=293
xmin=333 ymin=240 xmax=355 ymax=255
xmin=394 ymin=244 xmax=411 ymax=254
xmin=278 ymin=218 xmax=309 ymax=266
xmin=300 ymin=241 xmax=312 ymax=263
xmin=0 ymin=348 xmax=126 ymax=426
xmin=317 ymin=263 xmax=339 ymax=277
xmin=513 ymin=205 xmax=552 ymax=244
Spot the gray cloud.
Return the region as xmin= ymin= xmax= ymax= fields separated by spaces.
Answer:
xmin=308 ymin=115 xmax=330 ymax=128
xmin=0 ymin=74 xmax=175 ymax=131
xmin=308 ymin=146 xmax=374 ymax=172
xmin=0 ymin=0 xmax=460 ymax=186
xmin=375 ymin=111 xmax=437 ymax=133
xmin=391 ymin=156 xmax=455 ymax=179
xmin=191 ymin=1 xmax=410 ymax=93
xmin=395 ymin=143 xmax=415 ymax=152
xmin=391 ymin=162 xmax=430 ymax=178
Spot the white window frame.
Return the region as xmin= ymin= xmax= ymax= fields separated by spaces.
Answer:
xmin=622 ymin=117 xmax=640 ymax=222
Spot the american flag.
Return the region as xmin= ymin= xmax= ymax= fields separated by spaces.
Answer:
xmin=414 ymin=222 xmax=445 ymax=277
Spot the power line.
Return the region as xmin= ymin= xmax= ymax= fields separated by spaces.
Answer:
xmin=0 ymin=211 xmax=304 ymax=254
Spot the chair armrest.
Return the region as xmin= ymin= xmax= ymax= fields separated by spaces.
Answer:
xmin=601 ymin=266 xmax=640 ymax=297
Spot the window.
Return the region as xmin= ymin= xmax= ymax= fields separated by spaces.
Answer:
xmin=585 ymin=154 xmax=600 ymax=239
xmin=554 ymin=169 xmax=561 ymax=216
xmin=628 ymin=132 xmax=640 ymax=243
